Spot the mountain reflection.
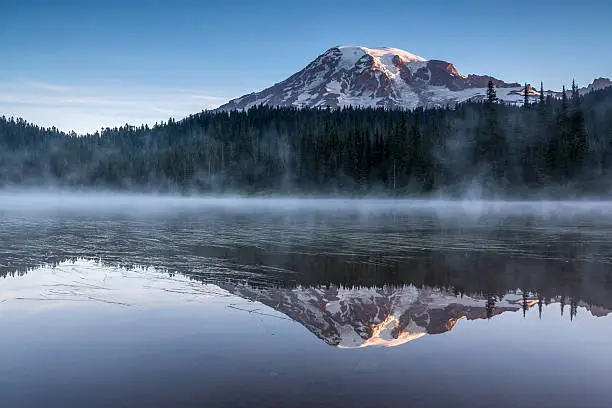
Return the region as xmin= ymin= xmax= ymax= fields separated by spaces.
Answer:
xmin=3 ymin=241 xmax=612 ymax=317
xmin=223 ymin=284 xmax=513 ymax=348
xmin=2 ymin=209 xmax=612 ymax=348
xmin=2 ymin=258 xmax=609 ymax=349
xmin=219 ymin=283 xmax=608 ymax=348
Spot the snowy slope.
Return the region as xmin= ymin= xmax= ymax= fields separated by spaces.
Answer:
xmin=217 ymin=45 xmax=525 ymax=111
xmin=216 ymin=46 xmax=612 ymax=111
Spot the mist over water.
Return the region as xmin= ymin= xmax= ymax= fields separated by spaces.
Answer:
xmin=4 ymin=190 xmax=612 ymax=217
xmin=3 ymin=189 xmax=612 ymax=279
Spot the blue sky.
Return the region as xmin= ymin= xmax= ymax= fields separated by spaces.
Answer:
xmin=2 ymin=0 xmax=610 ymax=133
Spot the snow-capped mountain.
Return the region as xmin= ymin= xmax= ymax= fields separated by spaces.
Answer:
xmin=216 ymin=46 xmax=612 ymax=111
xmin=217 ymin=45 xmax=527 ymax=111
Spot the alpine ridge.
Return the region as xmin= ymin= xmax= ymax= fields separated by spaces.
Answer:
xmin=217 ymin=45 xmax=527 ymax=111
xmin=217 ymin=46 xmax=612 ymax=111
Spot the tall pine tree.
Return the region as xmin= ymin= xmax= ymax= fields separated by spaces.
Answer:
xmin=568 ymin=79 xmax=588 ymax=177
xmin=486 ymin=79 xmax=497 ymax=104
xmin=571 ymin=79 xmax=579 ymax=103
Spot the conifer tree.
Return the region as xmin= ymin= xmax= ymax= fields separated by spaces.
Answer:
xmin=538 ymin=297 xmax=543 ymax=319
xmin=478 ymin=80 xmax=507 ymax=185
xmin=570 ymin=299 xmax=578 ymax=321
xmin=539 ymin=81 xmax=545 ymax=105
xmin=524 ymin=83 xmax=530 ymax=108
xmin=486 ymin=296 xmax=496 ymax=319
xmin=571 ymin=79 xmax=580 ymax=104
xmin=486 ymin=79 xmax=497 ymax=104
xmin=560 ymin=296 xmax=566 ymax=316
xmin=567 ymin=80 xmax=588 ymax=176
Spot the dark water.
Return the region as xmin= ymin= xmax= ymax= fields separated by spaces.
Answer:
xmin=1 ymin=195 xmax=612 ymax=408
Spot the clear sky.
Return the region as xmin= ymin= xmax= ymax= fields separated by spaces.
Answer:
xmin=2 ymin=0 xmax=610 ymax=133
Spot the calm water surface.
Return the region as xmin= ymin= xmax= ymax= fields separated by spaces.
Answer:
xmin=1 ymin=196 xmax=612 ymax=408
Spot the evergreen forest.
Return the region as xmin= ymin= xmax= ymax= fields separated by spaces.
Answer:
xmin=2 ymin=82 xmax=612 ymax=197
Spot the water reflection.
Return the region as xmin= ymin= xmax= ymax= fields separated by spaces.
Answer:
xmin=2 ymin=205 xmax=612 ymax=324
xmin=220 ymin=283 xmax=580 ymax=348
xmin=3 ymin=202 xmax=612 ymax=407
xmin=2 ymin=257 xmax=610 ymax=350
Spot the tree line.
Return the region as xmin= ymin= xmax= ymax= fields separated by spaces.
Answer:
xmin=1 ymin=82 xmax=612 ymax=196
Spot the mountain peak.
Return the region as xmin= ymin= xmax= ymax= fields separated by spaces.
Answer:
xmin=334 ymin=45 xmax=427 ymax=64
xmin=585 ymin=77 xmax=612 ymax=93
xmin=216 ymin=46 xmax=528 ymax=111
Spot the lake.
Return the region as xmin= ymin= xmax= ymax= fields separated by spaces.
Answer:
xmin=1 ymin=194 xmax=612 ymax=408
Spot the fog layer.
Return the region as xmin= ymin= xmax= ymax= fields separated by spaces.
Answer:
xmin=4 ymin=190 xmax=612 ymax=218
